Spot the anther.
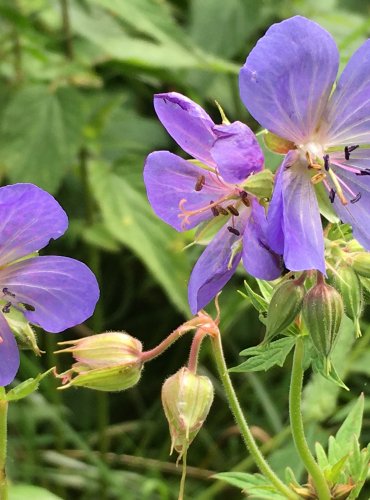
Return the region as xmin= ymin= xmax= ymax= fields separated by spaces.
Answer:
xmin=240 ymin=192 xmax=250 ymax=207
xmin=194 ymin=174 xmax=205 ymax=192
xmin=329 ymin=189 xmax=336 ymax=203
xmin=227 ymin=226 xmax=240 ymax=236
xmin=3 ymin=288 xmax=15 ymax=298
xmin=2 ymin=302 xmax=11 ymax=314
xmin=344 ymin=145 xmax=359 ymax=160
xmin=323 ymin=154 xmax=330 ymax=171
xmin=350 ymin=192 xmax=362 ymax=204
xmin=311 ymin=172 xmax=326 ymax=184
xmin=218 ymin=206 xmax=229 ymax=216
xmin=22 ymin=303 xmax=35 ymax=312
xmin=356 ymin=169 xmax=370 ymax=176
xmin=210 ymin=201 xmax=219 ymax=217
xmin=227 ymin=205 xmax=239 ymax=216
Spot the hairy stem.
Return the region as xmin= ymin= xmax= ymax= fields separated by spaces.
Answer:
xmin=289 ymin=337 xmax=331 ymax=500
xmin=211 ymin=333 xmax=297 ymax=499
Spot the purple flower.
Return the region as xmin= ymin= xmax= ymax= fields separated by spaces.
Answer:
xmin=144 ymin=92 xmax=282 ymax=314
xmin=239 ymin=16 xmax=370 ymax=273
xmin=0 ymin=183 xmax=99 ymax=386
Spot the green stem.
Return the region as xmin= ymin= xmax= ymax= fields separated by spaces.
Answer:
xmin=289 ymin=337 xmax=331 ymax=500
xmin=210 ymin=334 xmax=297 ymax=499
xmin=0 ymin=388 xmax=8 ymax=500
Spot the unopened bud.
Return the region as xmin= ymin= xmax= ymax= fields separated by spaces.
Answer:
xmin=302 ymin=282 xmax=344 ymax=357
xmin=263 ymin=131 xmax=296 ymax=154
xmin=349 ymin=252 xmax=370 ymax=278
xmin=332 ymin=266 xmax=363 ymax=337
xmin=56 ymin=332 xmax=143 ymax=391
xmin=265 ymin=279 xmax=305 ymax=342
xmin=161 ymin=367 xmax=213 ymax=457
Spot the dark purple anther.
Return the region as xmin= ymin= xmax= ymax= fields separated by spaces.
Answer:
xmin=323 ymin=154 xmax=330 ymax=171
xmin=356 ymin=169 xmax=370 ymax=176
xmin=227 ymin=226 xmax=240 ymax=236
xmin=240 ymin=191 xmax=250 ymax=207
xmin=227 ymin=205 xmax=239 ymax=216
xmin=345 ymin=145 xmax=359 ymax=160
xmin=218 ymin=206 xmax=229 ymax=216
xmin=2 ymin=302 xmax=11 ymax=314
xmin=194 ymin=174 xmax=205 ymax=192
xmin=350 ymin=192 xmax=362 ymax=204
xmin=210 ymin=201 xmax=219 ymax=217
xmin=329 ymin=189 xmax=336 ymax=203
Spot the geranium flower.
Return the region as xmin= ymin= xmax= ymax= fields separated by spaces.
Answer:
xmin=239 ymin=16 xmax=370 ymax=273
xmin=144 ymin=92 xmax=281 ymax=314
xmin=0 ymin=183 xmax=99 ymax=385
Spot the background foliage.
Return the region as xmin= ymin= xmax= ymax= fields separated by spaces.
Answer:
xmin=0 ymin=0 xmax=370 ymax=498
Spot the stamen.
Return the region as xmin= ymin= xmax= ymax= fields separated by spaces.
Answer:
xmin=22 ymin=303 xmax=35 ymax=312
xmin=327 ymin=169 xmax=348 ymax=205
xmin=356 ymin=169 xmax=370 ymax=176
xmin=218 ymin=206 xmax=229 ymax=216
xmin=240 ymin=191 xmax=250 ymax=207
xmin=329 ymin=189 xmax=336 ymax=203
xmin=306 ymin=152 xmax=321 ymax=170
xmin=2 ymin=302 xmax=11 ymax=314
xmin=311 ymin=172 xmax=326 ymax=184
xmin=227 ymin=226 xmax=240 ymax=236
xmin=2 ymin=288 xmax=15 ymax=298
xmin=344 ymin=144 xmax=359 ymax=160
xmin=350 ymin=192 xmax=362 ymax=204
xmin=194 ymin=174 xmax=205 ymax=192
xmin=323 ymin=154 xmax=330 ymax=171
xmin=210 ymin=201 xmax=219 ymax=217
xmin=227 ymin=205 xmax=239 ymax=216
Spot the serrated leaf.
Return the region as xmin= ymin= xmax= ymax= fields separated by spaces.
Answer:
xmin=88 ymin=161 xmax=190 ymax=314
xmin=239 ymin=280 xmax=268 ymax=313
xmin=231 ymin=337 xmax=296 ymax=372
xmin=315 ymin=442 xmax=329 ymax=470
xmin=332 ymin=394 xmax=364 ymax=458
xmin=213 ymin=472 xmax=286 ymax=499
xmin=0 ymin=85 xmax=87 ymax=192
xmin=6 ymin=368 xmax=54 ymax=402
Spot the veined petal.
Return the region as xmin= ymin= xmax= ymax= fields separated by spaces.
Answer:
xmin=0 ymin=184 xmax=68 ymax=267
xmin=188 ymin=212 xmax=249 ymax=314
xmin=267 ymin=162 xmax=286 ymax=255
xmin=243 ymin=200 xmax=282 ymax=280
xmin=154 ymin=93 xmax=216 ymax=166
xmin=210 ymin=122 xmax=264 ymax=184
xmin=0 ymin=256 xmax=99 ymax=333
xmin=281 ymin=156 xmax=326 ymax=273
xmin=324 ymin=40 xmax=370 ymax=146
xmin=239 ymin=16 xmax=339 ymax=144
xmin=144 ymin=151 xmax=229 ymax=231
xmin=330 ymin=167 xmax=370 ymax=249
xmin=0 ymin=314 xmax=19 ymax=386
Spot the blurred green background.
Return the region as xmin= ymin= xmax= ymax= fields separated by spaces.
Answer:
xmin=1 ymin=0 xmax=370 ymax=498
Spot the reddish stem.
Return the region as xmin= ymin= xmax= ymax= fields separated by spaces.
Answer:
xmin=187 ymin=329 xmax=207 ymax=373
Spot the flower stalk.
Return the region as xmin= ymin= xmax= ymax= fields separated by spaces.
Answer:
xmin=210 ymin=332 xmax=297 ymax=499
xmin=289 ymin=336 xmax=331 ymax=500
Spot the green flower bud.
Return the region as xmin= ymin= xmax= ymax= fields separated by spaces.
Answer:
xmin=161 ymin=367 xmax=214 ymax=457
xmin=332 ymin=266 xmax=363 ymax=337
xmin=56 ymin=332 xmax=143 ymax=391
xmin=349 ymin=252 xmax=370 ymax=278
xmin=263 ymin=131 xmax=296 ymax=154
xmin=265 ymin=279 xmax=305 ymax=342
xmin=302 ymin=282 xmax=344 ymax=357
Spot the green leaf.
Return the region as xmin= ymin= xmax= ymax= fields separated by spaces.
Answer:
xmin=0 ymin=86 xmax=87 ymax=192
xmin=311 ymin=354 xmax=349 ymax=391
xmin=243 ymin=169 xmax=274 ymax=199
xmin=239 ymin=280 xmax=268 ymax=314
xmin=6 ymin=368 xmax=54 ymax=402
xmin=315 ymin=181 xmax=340 ymax=223
xmin=9 ymin=484 xmax=62 ymax=500
xmin=330 ymin=394 xmax=364 ymax=460
xmin=88 ymin=161 xmax=190 ymax=314
xmin=231 ymin=337 xmax=296 ymax=373
xmin=213 ymin=472 xmax=286 ymax=499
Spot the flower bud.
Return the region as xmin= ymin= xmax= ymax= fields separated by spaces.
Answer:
xmin=161 ymin=367 xmax=214 ymax=457
xmin=265 ymin=279 xmax=305 ymax=342
xmin=56 ymin=332 xmax=143 ymax=391
xmin=302 ymin=282 xmax=344 ymax=357
xmin=349 ymin=252 xmax=370 ymax=278
xmin=332 ymin=266 xmax=363 ymax=337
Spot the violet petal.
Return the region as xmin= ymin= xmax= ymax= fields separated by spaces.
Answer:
xmin=154 ymin=93 xmax=216 ymax=166
xmin=0 ymin=314 xmax=19 ymax=386
xmin=239 ymin=16 xmax=339 ymax=144
xmin=0 ymin=256 xmax=99 ymax=332
xmin=0 ymin=184 xmax=68 ymax=267
xmin=211 ymin=121 xmax=264 ymax=184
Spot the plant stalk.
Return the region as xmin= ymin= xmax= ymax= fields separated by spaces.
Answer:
xmin=289 ymin=337 xmax=331 ymax=500
xmin=211 ymin=333 xmax=297 ymax=499
xmin=0 ymin=388 xmax=8 ymax=500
